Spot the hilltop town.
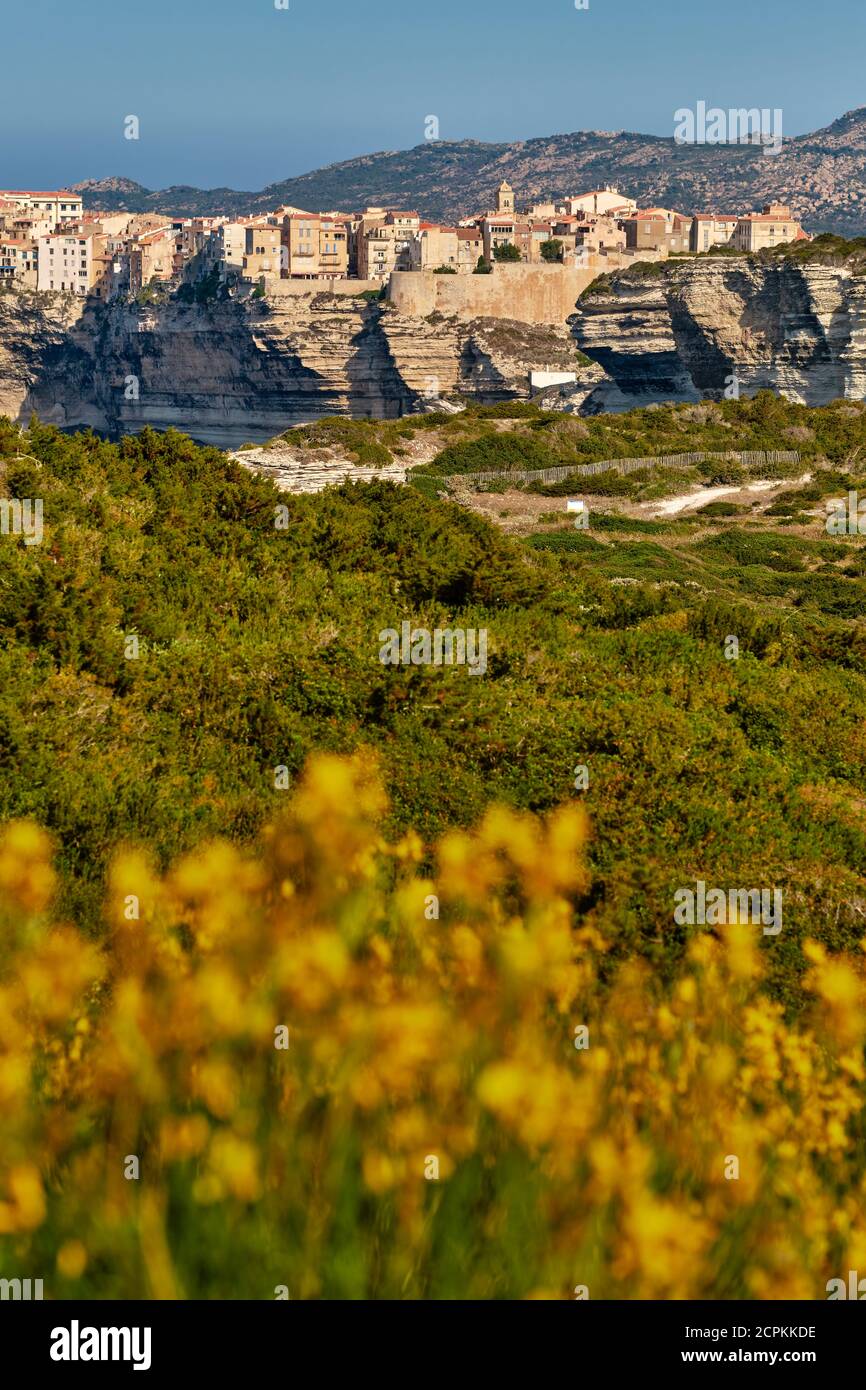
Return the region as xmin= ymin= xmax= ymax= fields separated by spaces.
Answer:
xmin=0 ymin=181 xmax=809 ymax=302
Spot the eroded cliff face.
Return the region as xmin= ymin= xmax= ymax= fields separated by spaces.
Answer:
xmin=7 ymin=262 xmax=859 ymax=444
xmin=0 ymin=287 xmax=592 ymax=448
xmin=570 ymin=260 xmax=866 ymax=412
xmin=0 ymin=291 xmax=91 ymax=425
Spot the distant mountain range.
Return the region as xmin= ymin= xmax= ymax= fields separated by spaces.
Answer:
xmin=72 ymin=108 xmax=866 ymax=234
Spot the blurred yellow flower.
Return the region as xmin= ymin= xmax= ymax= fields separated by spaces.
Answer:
xmin=0 ymin=752 xmax=864 ymax=1300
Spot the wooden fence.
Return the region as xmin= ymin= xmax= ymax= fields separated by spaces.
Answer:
xmin=417 ymin=450 xmax=801 ymax=489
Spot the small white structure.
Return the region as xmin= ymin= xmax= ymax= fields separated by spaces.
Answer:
xmin=530 ymin=370 xmax=577 ymax=391
xmin=566 ymin=499 xmax=586 ymax=515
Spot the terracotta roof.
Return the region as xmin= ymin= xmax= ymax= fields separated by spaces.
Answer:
xmin=41 ymin=230 xmax=96 ymax=240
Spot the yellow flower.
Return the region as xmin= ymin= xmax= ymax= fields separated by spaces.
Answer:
xmin=57 ymin=1240 xmax=88 ymax=1279
xmin=0 ymin=821 xmax=55 ymax=914
xmin=207 ymin=1133 xmax=260 ymax=1202
xmin=191 ymin=1059 xmax=239 ymax=1119
xmin=0 ymin=1164 xmax=46 ymax=1232
xmin=362 ymin=1150 xmax=402 ymax=1194
xmin=159 ymin=1114 xmax=210 ymax=1161
xmin=2 ymin=752 xmax=866 ymax=1299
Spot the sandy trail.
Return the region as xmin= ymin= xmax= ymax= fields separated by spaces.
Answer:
xmin=647 ymin=473 xmax=812 ymax=516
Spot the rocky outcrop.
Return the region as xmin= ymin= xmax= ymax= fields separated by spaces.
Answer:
xmin=570 ymin=259 xmax=866 ymax=412
xmin=233 ymin=449 xmax=410 ymax=494
xmin=0 ymin=287 xmax=591 ymax=448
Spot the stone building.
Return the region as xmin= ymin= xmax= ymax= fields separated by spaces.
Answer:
xmin=690 ymin=214 xmax=740 ymax=252
xmin=456 ymin=227 xmax=484 ymax=270
xmin=0 ymin=238 xmax=38 ymax=286
xmin=731 ymin=203 xmax=804 ymax=252
xmin=356 ymin=210 xmax=421 ymax=280
xmin=242 ymin=224 xmax=282 ymax=278
xmin=127 ymin=229 xmax=177 ymax=294
xmin=622 ymin=209 xmax=693 ymax=254
xmin=408 ymin=223 xmax=460 ymax=271
xmin=279 ymin=213 xmax=350 ymax=278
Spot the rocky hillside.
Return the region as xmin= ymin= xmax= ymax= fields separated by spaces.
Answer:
xmin=0 ymin=287 xmax=592 ymax=448
xmin=75 ymin=107 xmax=866 ymax=234
xmin=570 ymin=257 xmax=866 ymax=413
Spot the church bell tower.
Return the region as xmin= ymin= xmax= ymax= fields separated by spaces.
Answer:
xmin=496 ymin=181 xmax=514 ymax=215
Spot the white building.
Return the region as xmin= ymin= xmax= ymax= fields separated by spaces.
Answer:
xmin=211 ymin=221 xmax=248 ymax=273
xmin=0 ymin=190 xmax=83 ymax=224
xmin=561 ymin=187 xmax=637 ymax=218
xmin=37 ymin=231 xmax=97 ymax=294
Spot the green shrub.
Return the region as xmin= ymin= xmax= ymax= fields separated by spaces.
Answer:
xmin=540 ymin=239 xmax=563 ymax=263
xmin=428 ymin=433 xmax=558 ymax=476
xmin=698 ymin=500 xmax=746 ymax=517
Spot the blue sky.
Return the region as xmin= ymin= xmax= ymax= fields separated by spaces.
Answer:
xmin=3 ymin=0 xmax=865 ymax=190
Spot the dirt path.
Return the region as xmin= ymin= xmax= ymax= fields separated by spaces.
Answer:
xmin=648 ymin=474 xmax=812 ymax=516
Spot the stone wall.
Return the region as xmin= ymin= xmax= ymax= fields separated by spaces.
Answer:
xmin=388 ymin=264 xmax=599 ymax=325
xmin=259 ymin=277 xmax=382 ymax=298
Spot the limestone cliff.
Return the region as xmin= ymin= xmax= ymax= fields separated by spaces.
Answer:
xmin=0 ymin=287 xmax=591 ymax=448
xmin=6 ymin=262 xmax=862 ymax=445
xmin=570 ymin=259 xmax=866 ymax=412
